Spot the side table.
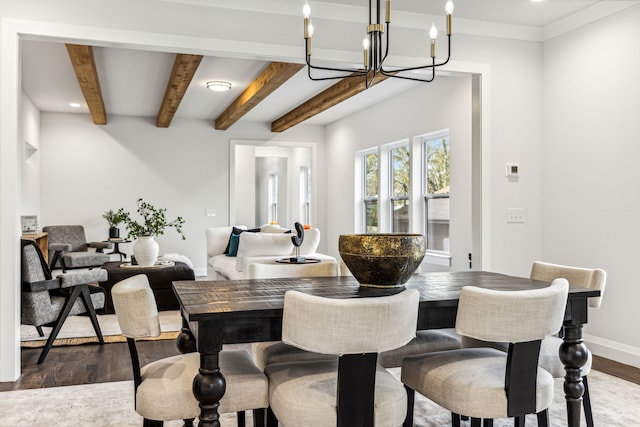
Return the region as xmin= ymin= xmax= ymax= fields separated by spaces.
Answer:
xmin=100 ymin=261 xmax=195 ymax=313
xmin=100 ymin=239 xmax=131 ymax=261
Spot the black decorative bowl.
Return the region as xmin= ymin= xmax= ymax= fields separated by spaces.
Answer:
xmin=338 ymin=233 xmax=426 ymax=288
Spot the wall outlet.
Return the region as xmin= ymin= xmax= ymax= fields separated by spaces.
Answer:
xmin=205 ymin=209 xmax=216 ymax=217
xmin=507 ymin=208 xmax=524 ymax=223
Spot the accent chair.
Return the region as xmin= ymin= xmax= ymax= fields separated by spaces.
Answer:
xmin=43 ymin=225 xmax=112 ymax=272
xmin=21 ymin=239 xmax=107 ymax=364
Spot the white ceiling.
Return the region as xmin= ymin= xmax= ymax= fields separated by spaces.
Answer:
xmin=19 ymin=1 xmax=617 ymax=128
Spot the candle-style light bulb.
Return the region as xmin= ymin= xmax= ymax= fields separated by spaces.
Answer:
xmin=445 ymin=0 xmax=453 ymax=35
xmin=430 ymin=23 xmax=437 ymax=58
xmin=363 ymin=36 xmax=370 ymax=68
xmin=430 ymin=23 xmax=438 ymax=40
xmin=445 ymin=0 xmax=454 ymax=15
xmin=303 ymin=3 xmax=311 ymax=39
xmin=308 ymin=22 xmax=314 ymax=38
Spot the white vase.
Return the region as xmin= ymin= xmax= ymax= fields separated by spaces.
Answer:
xmin=133 ymin=236 xmax=159 ymax=267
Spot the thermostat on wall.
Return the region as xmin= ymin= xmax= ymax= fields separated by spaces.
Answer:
xmin=505 ymin=163 xmax=519 ymax=178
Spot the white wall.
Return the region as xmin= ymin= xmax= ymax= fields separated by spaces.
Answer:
xmin=542 ymin=4 xmax=640 ymax=365
xmin=325 ymin=76 xmax=475 ymax=267
xmin=20 ymin=93 xmax=41 ymax=218
xmin=39 ymin=113 xmax=326 ymax=276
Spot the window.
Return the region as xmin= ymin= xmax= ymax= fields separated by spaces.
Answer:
xmin=390 ymin=144 xmax=410 ymax=232
xmin=300 ymin=166 xmax=311 ymax=224
xmin=363 ymin=151 xmax=379 ymax=233
xmin=423 ymin=135 xmax=450 ymax=253
xmin=268 ymin=173 xmax=278 ymax=224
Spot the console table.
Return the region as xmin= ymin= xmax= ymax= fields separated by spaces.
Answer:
xmin=21 ymin=232 xmax=49 ymax=262
xmin=173 ymin=271 xmax=600 ymax=427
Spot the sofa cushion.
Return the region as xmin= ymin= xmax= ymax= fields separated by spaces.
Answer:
xmin=260 ymin=224 xmax=291 ymax=233
xmin=206 ymin=226 xmax=234 ymax=257
xmin=236 ymin=232 xmax=293 ymax=272
xmin=295 ymin=228 xmax=321 ymax=256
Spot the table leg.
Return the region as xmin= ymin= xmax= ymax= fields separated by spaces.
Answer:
xmin=177 ymin=317 xmax=226 ymax=427
xmin=559 ymin=323 xmax=589 ymax=427
xmin=177 ymin=317 xmax=197 ymax=354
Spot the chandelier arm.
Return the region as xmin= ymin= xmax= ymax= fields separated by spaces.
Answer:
xmin=379 ymin=35 xmax=451 ymax=74
xmin=380 ymin=22 xmax=390 ymax=69
xmin=380 ymin=69 xmax=436 ymax=83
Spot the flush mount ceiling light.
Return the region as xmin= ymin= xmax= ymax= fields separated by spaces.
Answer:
xmin=303 ymin=0 xmax=454 ymax=88
xmin=69 ymin=102 xmax=81 ymax=108
xmin=206 ymin=80 xmax=232 ymax=92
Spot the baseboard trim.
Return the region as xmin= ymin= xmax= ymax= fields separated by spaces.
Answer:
xmin=585 ymin=333 xmax=640 ymax=369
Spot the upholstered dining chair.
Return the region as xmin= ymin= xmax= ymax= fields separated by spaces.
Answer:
xmin=461 ymin=261 xmax=606 ymax=427
xmin=43 ymin=225 xmax=112 ymax=272
xmin=21 ymin=239 xmax=107 ymax=364
xmin=530 ymin=261 xmax=606 ymax=427
xmin=111 ymin=274 xmax=268 ymax=427
xmin=264 ymin=289 xmax=420 ymax=427
xmin=401 ymin=279 xmax=569 ymax=427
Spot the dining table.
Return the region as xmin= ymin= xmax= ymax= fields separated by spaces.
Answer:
xmin=172 ymin=271 xmax=600 ymax=427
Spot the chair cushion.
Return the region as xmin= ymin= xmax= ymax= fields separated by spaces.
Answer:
xmin=137 ymin=350 xmax=268 ymax=421
xmin=62 ymin=251 xmax=111 ymax=268
xmin=401 ymin=347 xmax=554 ymax=419
xmin=265 ymin=359 xmax=406 ymax=427
xmin=378 ymin=328 xmax=462 ymax=368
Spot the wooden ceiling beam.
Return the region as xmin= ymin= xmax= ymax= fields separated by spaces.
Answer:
xmin=157 ymin=54 xmax=204 ymax=128
xmin=65 ymin=44 xmax=107 ymax=125
xmin=270 ymin=72 xmax=389 ymax=133
xmin=215 ymin=62 xmax=304 ymax=130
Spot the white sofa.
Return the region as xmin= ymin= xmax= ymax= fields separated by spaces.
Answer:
xmin=206 ymin=225 xmax=338 ymax=280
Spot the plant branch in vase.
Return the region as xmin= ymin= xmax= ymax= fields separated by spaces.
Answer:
xmin=117 ymin=198 xmax=186 ymax=266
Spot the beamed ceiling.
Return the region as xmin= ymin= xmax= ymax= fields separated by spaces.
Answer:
xmin=21 ymin=1 xmax=628 ymax=132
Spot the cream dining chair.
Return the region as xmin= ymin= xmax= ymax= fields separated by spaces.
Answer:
xmin=111 ymin=274 xmax=269 ymax=427
xmin=401 ymin=279 xmax=569 ymax=427
xmin=265 ymin=289 xmax=420 ymax=427
xmin=461 ymin=261 xmax=606 ymax=427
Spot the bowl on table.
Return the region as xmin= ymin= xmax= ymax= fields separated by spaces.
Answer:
xmin=338 ymin=233 xmax=426 ymax=288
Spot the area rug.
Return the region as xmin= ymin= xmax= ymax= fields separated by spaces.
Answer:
xmin=20 ymin=311 xmax=182 ymax=348
xmin=0 ymin=369 xmax=636 ymax=426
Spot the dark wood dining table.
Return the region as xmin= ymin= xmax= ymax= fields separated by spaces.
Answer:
xmin=172 ymin=271 xmax=600 ymax=427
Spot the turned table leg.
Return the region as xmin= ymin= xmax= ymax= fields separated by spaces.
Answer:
xmin=177 ymin=317 xmax=226 ymax=427
xmin=560 ymin=323 xmax=589 ymax=427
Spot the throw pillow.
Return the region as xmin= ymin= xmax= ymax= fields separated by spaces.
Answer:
xmin=226 ymin=233 xmax=241 ymax=257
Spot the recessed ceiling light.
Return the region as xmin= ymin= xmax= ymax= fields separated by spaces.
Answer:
xmin=206 ymin=81 xmax=232 ymax=92
xmin=69 ymin=102 xmax=81 ymax=108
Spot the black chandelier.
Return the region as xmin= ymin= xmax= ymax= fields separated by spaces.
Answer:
xmin=303 ymin=0 xmax=454 ymax=88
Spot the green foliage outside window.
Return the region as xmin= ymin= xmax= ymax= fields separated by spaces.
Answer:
xmin=426 ymin=137 xmax=450 ymax=195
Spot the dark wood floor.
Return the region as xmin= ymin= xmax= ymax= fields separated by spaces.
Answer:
xmin=1 ymin=340 xmax=639 ymax=391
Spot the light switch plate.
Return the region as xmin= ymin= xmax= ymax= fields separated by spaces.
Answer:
xmin=507 ymin=208 xmax=524 ymax=223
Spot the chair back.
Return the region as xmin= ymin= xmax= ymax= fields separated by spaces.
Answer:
xmin=21 ymin=240 xmax=51 ymax=283
xmin=112 ymin=274 xmax=161 ymax=339
xmin=282 ymin=289 xmax=419 ymax=355
xmin=43 ymin=225 xmax=89 ymax=253
xmin=530 ymin=260 xmax=606 ymax=308
xmin=456 ymin=279 xmax=569 ymax=343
